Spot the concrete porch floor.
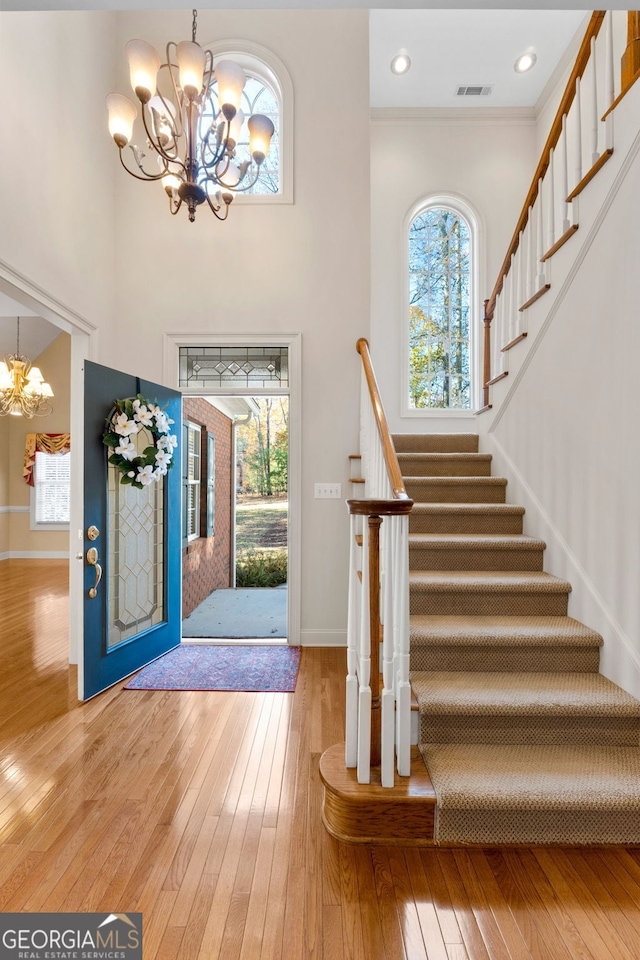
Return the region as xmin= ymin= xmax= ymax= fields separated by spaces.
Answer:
xmin=182 ymin=586 xmax=287 ymax=640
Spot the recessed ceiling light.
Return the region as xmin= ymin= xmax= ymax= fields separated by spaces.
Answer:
xmin=514 ymin=51 xmax=537 ymax=74
xmin=391 ymin=53 xmax=411 ymax=76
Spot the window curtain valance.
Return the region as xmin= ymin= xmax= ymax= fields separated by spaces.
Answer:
xmin=23 ymin=433 xmax=71 ymax=486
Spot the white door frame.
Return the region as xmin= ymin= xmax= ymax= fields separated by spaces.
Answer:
xmin=163 ymin=332 xmax=302 ymax=646
xmin=0 ymin=259 xmax=97 ymax=668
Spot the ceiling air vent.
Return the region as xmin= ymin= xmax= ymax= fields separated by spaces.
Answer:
xmin=456 ymin=85 xmax=493 ymax=97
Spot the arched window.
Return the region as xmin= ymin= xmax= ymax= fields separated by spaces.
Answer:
xmin=408 ymin=204 xmax=473 ymax=410
xmin=207 ymin=41 xmax=293 ymax=203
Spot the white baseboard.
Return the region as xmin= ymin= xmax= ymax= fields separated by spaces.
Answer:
xmin=300 ymin=629 xmax=347 ymax=647
xmin=1 ymin=551 xmax=70 ymax=560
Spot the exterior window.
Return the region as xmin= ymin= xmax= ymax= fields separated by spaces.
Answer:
xmin=409 ymin=206 xmax=471 ymax=409
xmin=183 ymin=422 xmax=202 ymax=541
xmin=30 ymin=451 xmax=70 ymax=529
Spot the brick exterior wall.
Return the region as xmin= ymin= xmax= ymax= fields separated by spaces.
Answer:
xmin=182 ymin=399 xmax=233 ymax=618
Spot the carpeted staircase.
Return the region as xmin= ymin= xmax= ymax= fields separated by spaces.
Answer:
xmin=398 ymin=432 xmax=640 ymax=845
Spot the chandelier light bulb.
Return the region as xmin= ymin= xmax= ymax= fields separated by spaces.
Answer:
xmin=514 ymin=50 xmax=537 ymax=73
xmin=126 ymin=39 xmax=161 ymax=103
xmin=214 ymin=60 xmax=246 ymax=120
xmin=106 ymin=93 xmax=138 ymax=147
xmin=390 ymin=52 xmax=411 ymax=75
xmin=176 ymin=41 xmax=206 ymax=99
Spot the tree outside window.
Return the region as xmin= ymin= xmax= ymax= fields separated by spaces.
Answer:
xmin=409 ymin=207 xmax=471 ymax=409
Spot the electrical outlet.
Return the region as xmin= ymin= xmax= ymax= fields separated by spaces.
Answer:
xmin=314 ymin=482 xmax=342 ymax=499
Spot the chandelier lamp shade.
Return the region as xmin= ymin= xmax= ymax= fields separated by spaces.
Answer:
xmin=106 ymin=9 xmax=275 ymax=223
xmin=0 ymin=319 xmax=54 ymax=419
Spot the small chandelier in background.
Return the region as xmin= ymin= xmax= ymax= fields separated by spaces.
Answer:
xmin=0 ymin=319 xmax=54 ymax=419
xmin=106 ymin=8 xmax=275 ymax=223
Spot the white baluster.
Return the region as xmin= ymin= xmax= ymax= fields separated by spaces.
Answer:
xmin=561 ymin=114 xmax=571 ymax=233
xmin=508 ymin=254 xmax=516 ymax=344
xmin=547 ymin=146 xmax=555 ymax=252
xmin=345 ymin=512 xmax=360 ymax=767
xmin=536 ymin=179 xmax=546 ymax=290
xmin=517 ymin=230 xmax=525 ymax=316
xmin=527 ymin=205 xmax=534 ymax=302
xmin=357 ymin=519 xmax=371 ymax=784
xmin=395 ymin=514 xmax=411 ymax=776
xmin=590 ymin=36 xmax=600 ymax=166
xmin=575 ymin=76 xmax=583 ymax=186
xmin=605 ymin=11 xmax=615 ymax=151
xmin=380 ymin=515 xmax=396 ymax=788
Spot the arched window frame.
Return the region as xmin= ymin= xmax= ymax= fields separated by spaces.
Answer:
xmin=402 ymin=194 xmax=484 ymax=417
xmin=205 ymin=39 xmax=293 ymax=204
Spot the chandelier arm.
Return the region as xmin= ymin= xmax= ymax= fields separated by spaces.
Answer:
xmin=139 ymin=107 xmax=186 ymax=172
xmin=222 ymin=165 xmax=264 ymax=193
xmin=169 ymin=194 xmax=184 ymax=216
xmin=163 ymin=46 xmax=186 ymax=139
xmin=204 ymin=191 xmax=230 ymax=221
xmin=118 ymin=148 xmax=171 ymax=183
xmin=200 ymin=123 xmax=227 ymax=171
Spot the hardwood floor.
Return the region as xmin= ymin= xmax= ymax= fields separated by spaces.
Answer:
xmin=3 ymin=558 xmax=640 ymax=958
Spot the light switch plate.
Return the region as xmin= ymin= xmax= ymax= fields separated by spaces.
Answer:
xmin=315 ymin=482 xmax=342 ymax=499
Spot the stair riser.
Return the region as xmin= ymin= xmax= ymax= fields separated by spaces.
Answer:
xmin=404 ymin=482 xmax=506 ymax=503
xmin=409 ymin=546 xmax=544 ymax=571
xmin=410 ymin=514 xmax=523 ymax=535
xmin=419 ymin=715 xmax=640 ymax=746
xmin=400 ymin=458 xmax=492 ymax=477
xmin=393 ymin=434 xmax=479 ymax=453
xmin=410 ymin=645 xmax=601 ymax=673
xmin=434 ymin=807 xmax=640 ymax=847
xmin=410 ymin=591 xmax=569 ymax=617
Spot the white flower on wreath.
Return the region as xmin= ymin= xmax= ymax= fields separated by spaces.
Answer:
xmin=155 ymin=412 xmax=174 ymax=434
xmin=114 ymin=412 xmax=138 ymax=436
xmin=158 ymin=433 xmax=178 ymax=451
xmin=132 ymin=400 xmax=154 ymax=428
xmin=154 ymin=465 xmax=168 ymax=479
xmin=155 ymin=449 xmax=172 ymax=469
xmin=115 ymin=438 xmax=137 ymax=461
xmin=137 ymin=464 xmax=156 ymax=486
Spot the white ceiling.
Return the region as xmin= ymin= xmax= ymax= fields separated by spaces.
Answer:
xmin=370 ymin=9 xmax=587 ymax=109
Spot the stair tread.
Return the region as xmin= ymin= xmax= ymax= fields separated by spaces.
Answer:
xmin=411 ymin=503 xmax=524 ymax=515
xmin=409 ymin=570 xmax=572 ymax=593
xmin=409 ymin=534 xmax=545 ymax=550
xmin=409 ymin=615 xmax=603 ymax=646
xmin=410 ymin=671 xmax=640 ymax=716
xmin=420 ymin=743 xmax=640 ymax=809
xmin=393 ymin=433 xmax=479 ymax=453
xmin=404 ymin=476 xmax=507 ymax=485
xmin=398 ymin=452 xmax=492 ymax=461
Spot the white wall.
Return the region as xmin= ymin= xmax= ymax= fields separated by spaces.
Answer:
xmin=0 ymin=12 xmax=117 ymax=336
xmin=108 ymin=9 xmax=371 ymax=645
xmin=370 ymin=112 xmax=536 ymax=433
xmin=485 ymin=148 xmax=640 ymax=697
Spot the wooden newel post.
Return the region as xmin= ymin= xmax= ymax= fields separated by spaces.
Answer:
xmin=368 ymin=514 xmax=382 ymax=768
xmin=482 ymin=298 xmax=492 ymax=410
xmin=622 ymin=12 xmax=640 ymax=91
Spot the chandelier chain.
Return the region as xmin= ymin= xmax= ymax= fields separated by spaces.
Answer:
xmin=192 ymin=8 xmax=197 ymax=43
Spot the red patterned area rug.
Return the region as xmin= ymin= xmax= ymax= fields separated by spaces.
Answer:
xmin=124 ymin=644 xmax=301 ymax=692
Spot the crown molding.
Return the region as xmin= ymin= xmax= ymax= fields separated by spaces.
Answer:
xmin=371 ymin=106 xmax=536 ymax=126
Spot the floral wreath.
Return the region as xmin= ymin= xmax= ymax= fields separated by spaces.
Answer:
xmin=102 ymin=395 xmax=178 ymax=489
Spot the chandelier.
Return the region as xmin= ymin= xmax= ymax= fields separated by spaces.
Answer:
xmin=0 ymin=319 xmax=54 ymax=419
xmin=106 ymin=9 xmax=275 ymax=223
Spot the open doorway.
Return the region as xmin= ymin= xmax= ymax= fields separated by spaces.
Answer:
xmin=180 ymin=395 xmax=289 ymax=642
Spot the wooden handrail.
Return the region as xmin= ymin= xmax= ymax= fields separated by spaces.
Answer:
xmin=486 ymin=11 xmax=606 ymax=319
xmin=356 ymin=337 xmax=411 ymax=501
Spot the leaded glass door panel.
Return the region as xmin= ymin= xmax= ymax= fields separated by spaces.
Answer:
xmin=81 ymin=360 xmax=181 ymax=700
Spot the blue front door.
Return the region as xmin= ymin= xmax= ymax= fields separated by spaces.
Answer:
xmin=81 ymin=360 xmax=181 ymax=700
